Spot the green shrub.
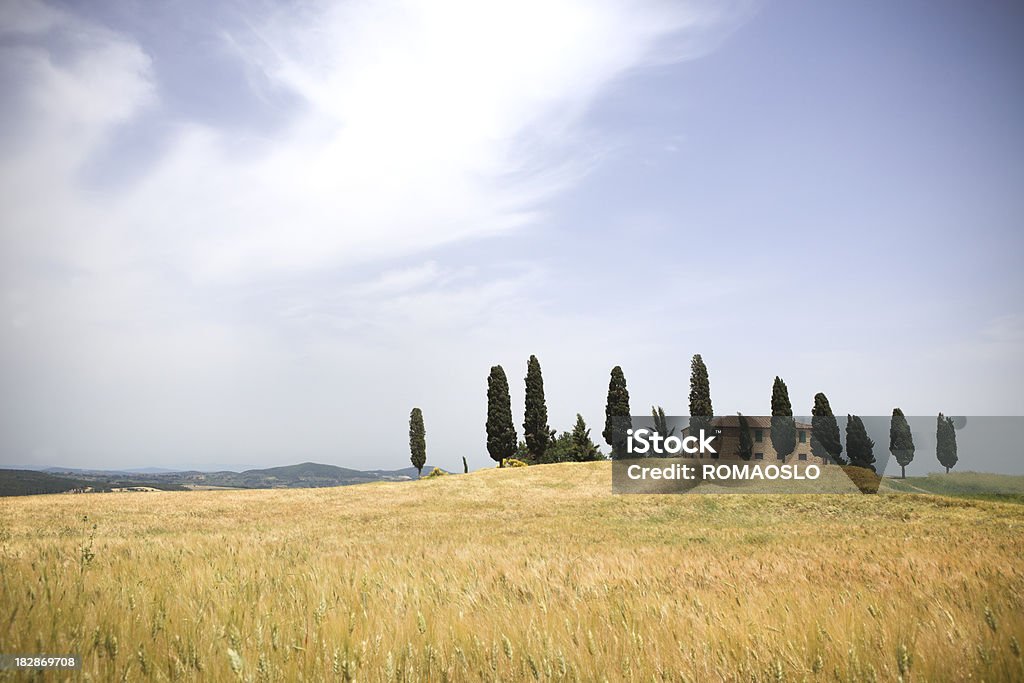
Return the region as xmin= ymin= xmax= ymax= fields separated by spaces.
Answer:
xmin=502 ymin=458 xmax=528 ymax=468
xmin=425 ymin=467 xmax=448 ymax=478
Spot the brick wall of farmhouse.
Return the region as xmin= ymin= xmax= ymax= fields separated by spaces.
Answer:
xmin=687 ymin=424 xmax=824 ymax=464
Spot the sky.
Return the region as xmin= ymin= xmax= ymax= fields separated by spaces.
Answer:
xmin=1 ymin=0 xmax=1022 ymax=475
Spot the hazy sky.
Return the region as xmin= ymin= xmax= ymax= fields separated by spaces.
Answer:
xmin=1 ymin=0 xmax=1022 ymax=474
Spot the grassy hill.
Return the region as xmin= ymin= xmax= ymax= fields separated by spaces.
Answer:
xmin=1 ymin=461 xmax=1022 ymax=681
xmin=882 ymin=471 xmax=1024 ymax=503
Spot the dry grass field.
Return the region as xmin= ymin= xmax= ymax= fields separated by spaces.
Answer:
xmin=2 ymin=462 xmax=1023 ymax=682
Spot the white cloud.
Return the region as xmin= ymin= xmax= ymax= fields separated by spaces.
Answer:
xmin=0 ymin=0 xmax=749 ymax=469
xmin=2 ymin=0 xmax=727 ymax=283
xmin=0 ymin=4 xmax=154 ymax=273
xmin=169 ymin=0 xmax=722 ymax=280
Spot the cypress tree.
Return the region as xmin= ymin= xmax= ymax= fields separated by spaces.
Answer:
xmin=845 ymin=414 xmax=876 ymax=471
xmin=523 ymin=355 xmax=551 ymax=461
xmin=737 ymin=412 xmax=753 ymax=461
xmin=811 ymin=392 xmax=844 ymax=465
xmin=409 ymin=407 xmax=426 ymax=477
xmin=936 ymin=413 xmax=958 ymax=473
xmin=486 ymin=365 xmax=517 ymax=467
xmin=688 ymin=354 xmax=714 ymax=444
xmin=651 ymin=405 xmax=674 ymax=438
xmin=603 ymin=366 xmax=631 ymax=459
xmin=770 ymin=377 xmax=796 ymax=461
xmin=889 ymin=408 xmax=915 ymax=479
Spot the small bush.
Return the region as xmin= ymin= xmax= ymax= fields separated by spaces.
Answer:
xmin=426 ymin=467 xmax=448 ymax=478
xmin=502 ymin=458 xmax=528 ymax=468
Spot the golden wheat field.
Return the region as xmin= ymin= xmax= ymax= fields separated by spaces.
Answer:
xmin=1 ymin=462 xmax=1023 ymax=682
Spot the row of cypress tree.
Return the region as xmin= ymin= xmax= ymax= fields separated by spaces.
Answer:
xmin=600 ymin=358 xmax=958 ymax=477
xmin=412 ymin=356 xmax=960 ymax=476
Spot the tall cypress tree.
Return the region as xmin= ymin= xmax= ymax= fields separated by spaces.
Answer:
xmin=936 ymin=413 xmax=958 ymax=473
xmin=846 ymin=414 xmax=876 ymax=471
xmin=522 ymin=355 xmax=551 ymax=461
xmin=770 ymin=376 xmax=796 ymax=461
xmin=486 ymin=365 xmax=517 ymax=467
xmin=409 ymin=407 xmax=426 ymax=478
xmin=889 ymin=408 xmax=915 ymax=479
xmin=811 ymin=392 xmax=844 ymax=465
xmin=737 ymin=413 xmax=753 ymax=461
xmin=603 ymin=366 xmax=631 ymax=459
xmin=688 ymin=354 xmax=714 ymax=444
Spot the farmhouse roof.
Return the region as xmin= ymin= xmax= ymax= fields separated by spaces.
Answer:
xmin=686 ymin=415 xmax=814 ymax=431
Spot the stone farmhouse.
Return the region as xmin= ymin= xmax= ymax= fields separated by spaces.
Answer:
xmin=682 ymin=415 xmax=822 ymax=463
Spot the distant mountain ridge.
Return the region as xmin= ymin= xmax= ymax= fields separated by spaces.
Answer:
xmin=0 ymin=462 xmax=440 ymax=497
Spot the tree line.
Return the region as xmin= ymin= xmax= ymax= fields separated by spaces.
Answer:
xmin=486 ymin=358 xmax=604 ymax=467
xmin=407 ymin=355 xmax=959 ymax=477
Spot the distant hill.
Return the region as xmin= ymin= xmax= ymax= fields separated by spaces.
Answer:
xmin=366 ymin=466 xmax=428 ymax=478
xmin=42 ymin=467 xmax=119 ymax=475
xmin=0 ymin=470 xmax=99 ymax=496
xmin=42 ymin=466 xmax=182 ymax=475
xmin=0 ymin=461 xmax=443 ymax=497
xmin=215 ymin=462 xmax=381 ymax=489
xmin=123 ymin=467 xmax=182 ymax=474
xmin=0 ymin=470 xmax=188 ymax=496
xmin=246 ymin=461 xmax=372 ymax=479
